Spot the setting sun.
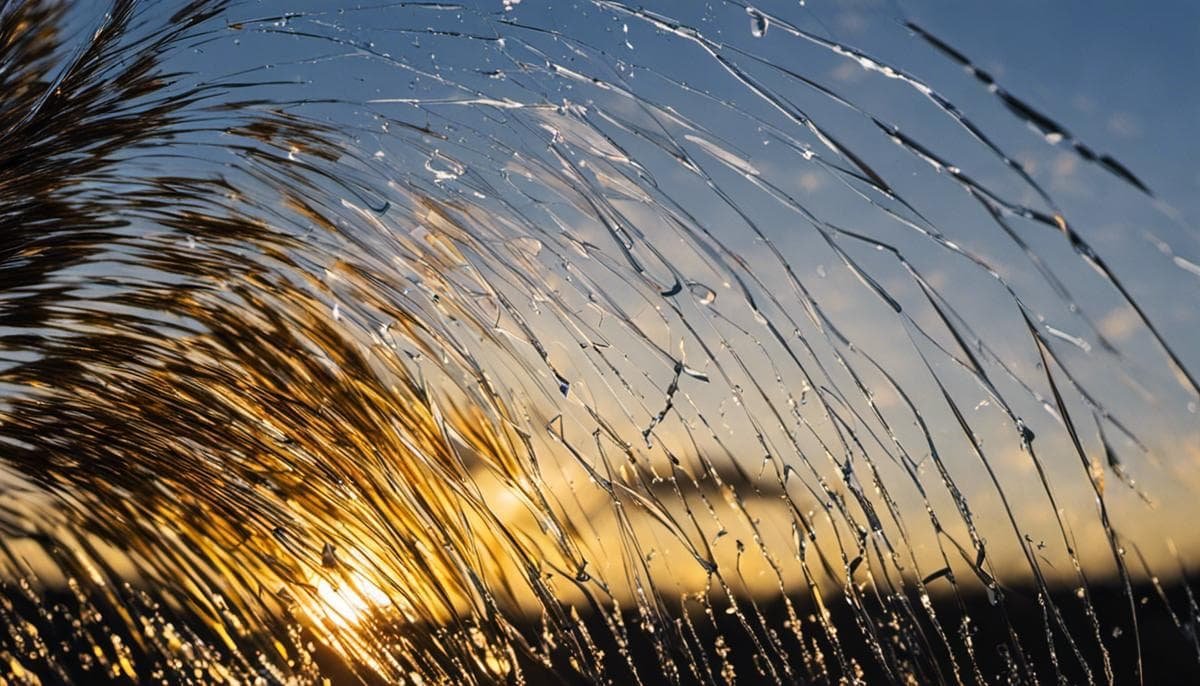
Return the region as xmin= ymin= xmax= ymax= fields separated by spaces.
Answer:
xmin=310 ymin=573 xmax=392 ymax=628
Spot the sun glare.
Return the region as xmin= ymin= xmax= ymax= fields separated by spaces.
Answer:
xmin=312 ymin=573 xmax=392 ymax=628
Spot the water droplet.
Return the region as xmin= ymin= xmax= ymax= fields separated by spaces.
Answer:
xmin=746 ymin=7 xmax=768 ymax=38
xmin=689 ymin=282 xmax=716 ymax=305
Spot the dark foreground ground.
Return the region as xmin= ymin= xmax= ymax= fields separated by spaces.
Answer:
xmin=4 ymin=579 xmax=1198 ymax=684
xmin=499 ymin=580 xmax=1200 ymax=685
xmin=320 ymin=579 xmax=1200 ymax=685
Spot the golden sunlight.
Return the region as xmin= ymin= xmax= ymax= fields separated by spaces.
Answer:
xmin=310 ymin=573 xmax=392 ymax=628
